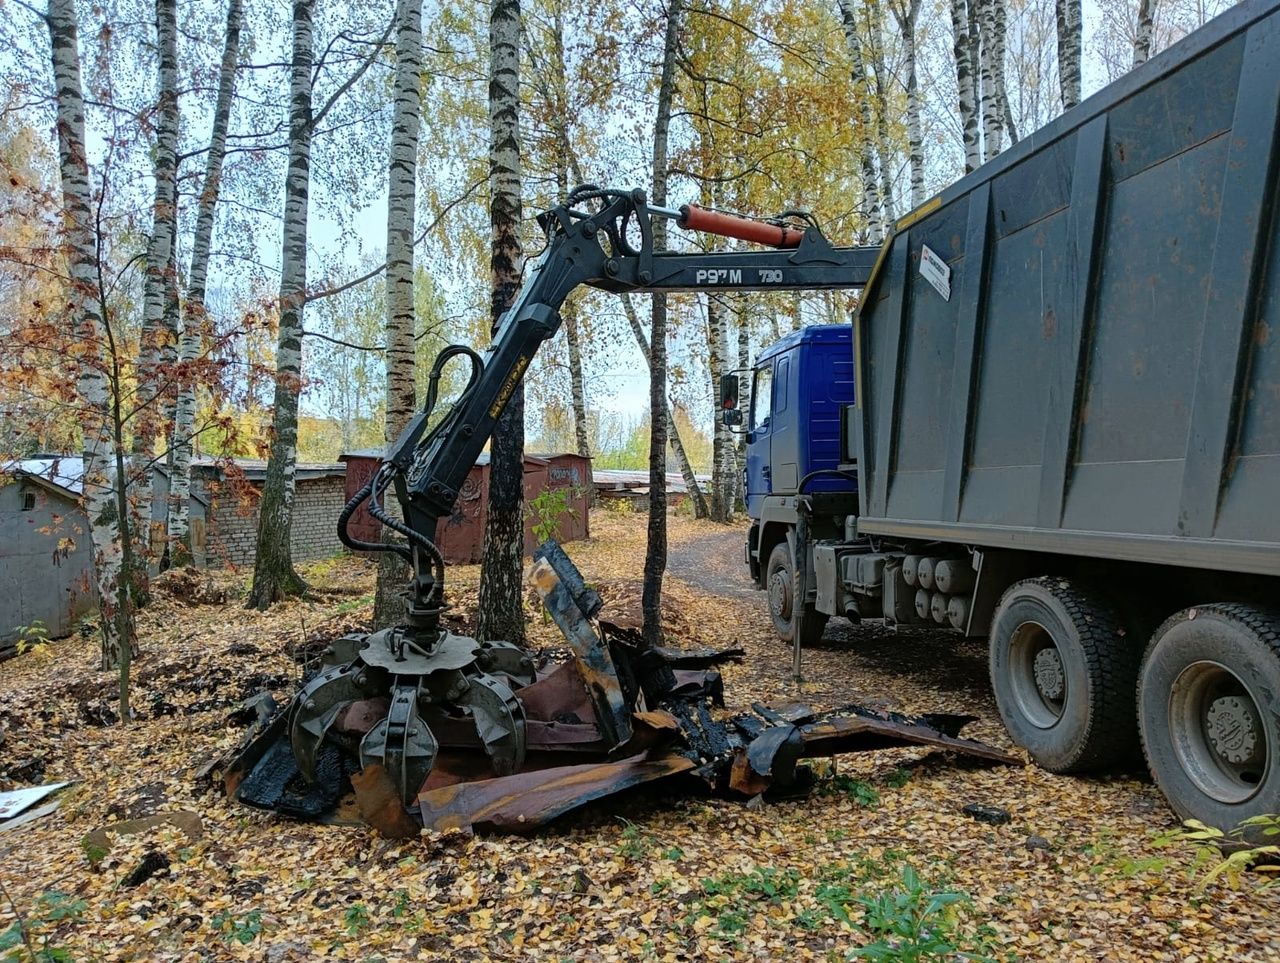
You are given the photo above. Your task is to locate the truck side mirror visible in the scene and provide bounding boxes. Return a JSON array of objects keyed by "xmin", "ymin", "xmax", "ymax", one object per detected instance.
[
  {"xmin": 719, "ymin": 373, "xmax": 740, "ymax": 411},
  {"xmin": 722, "ymin": 408, "xmax": 743, "ymax": 427}
]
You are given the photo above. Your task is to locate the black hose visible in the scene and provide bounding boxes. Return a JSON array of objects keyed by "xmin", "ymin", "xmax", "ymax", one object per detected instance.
[{"xmin": 797, "ymin": 468, "xmax": 859, "ymax": 495}]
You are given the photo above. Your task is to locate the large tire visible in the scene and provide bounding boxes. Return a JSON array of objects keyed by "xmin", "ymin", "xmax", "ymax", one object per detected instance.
[
  {"xmin": 1138, "ymin": 604, "xmax": 1280, "ymax": 833},
  {"xmin": 989, "ymin": 577, "xmax": 1140, "ymax": 772},
  {"xmin": 765, "ymin": 541, "xmax": 828, "ymax": 646}
]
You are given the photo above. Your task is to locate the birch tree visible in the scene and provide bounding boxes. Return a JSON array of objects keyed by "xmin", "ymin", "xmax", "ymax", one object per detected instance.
[
  {"xmin": 864, "ymin": 0, "xmax": 897, "ymax": 224},
  {"xmin": 950, "ymin": 0, "xmax": 982, "ymax": 172},
  {"xmin": 248, "ymin": 0, "xmax": 316, "ymax": 609},
  {"xmin": 45, "ymin": 0, "xmax": 136, "ymax": 685},
  {"xmin": 1134, "ymin": 0, "xmax": 1157, "ymax": 65},
  {"xmin": 167, "ymin": 0, "xmax": 243, "ymax": 567},
  {"xmin": 477, "ymin": 0, "xmax": 526, "ymax": 645},
  {"xmin": 992, "ymin": 0, "xmax": 1018, "ymax": 144},
  {"xmin": 889, "ymin": 0, "xmax": 926, "ymax": 206},
  {"xmin": 1057, "ymin": 0, "xmax": 1083, "ymax": 108},
  {"xmin": 373, "ymin": 0, "xmax": 425, "ymax": 630},
  {"xmin": 132, "ymin": 0, "xmax": 180, "ymax": 571},
  {"xmin": 706, "ymin": 294, "xmax": 732, "ymax": 522},
  {"xmin": 836, "ymin": 0, "xmax": 886, "ymax": 240},
  {"xmin": 248, "ymin": 4, "xmax": 393, "ymax": 609},
  {"xmin": 642, "ymin": 0, "xmax": 683, "ymax": 644}
]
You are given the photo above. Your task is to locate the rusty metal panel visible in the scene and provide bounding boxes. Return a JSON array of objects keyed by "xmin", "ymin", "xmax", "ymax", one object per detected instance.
[
  {"xmin": 419, "ymin": 752, "xmax": 695, "ymax": 834},
  {"xmin": 339, "ymin": 454, "xmax": 381, "ymax": 546},
  {"xmin": 436, "ymin": 463, "xmax": 487, "ymax": 564}
]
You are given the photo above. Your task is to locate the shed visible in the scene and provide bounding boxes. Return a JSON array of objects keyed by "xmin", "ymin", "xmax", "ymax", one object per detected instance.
[
  {"xmin": 339, "ymin": 450, "xmax": 592, "ymax": 564},
  {"xmin": 0, "ymin": 458, "xmax": 98, "ymax": 646},
  {"xmin": 591, "ymin": 468, "xmax": 711, "ymax": 511},
  {"xmin": 154, "ymin": 458, "xmax": 347, "ymax": 569}
]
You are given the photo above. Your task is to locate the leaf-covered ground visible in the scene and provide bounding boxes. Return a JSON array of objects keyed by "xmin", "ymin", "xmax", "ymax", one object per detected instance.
[{"xmin": 1, "ymin": 509, "xmax": 1278, "ymax": 961}]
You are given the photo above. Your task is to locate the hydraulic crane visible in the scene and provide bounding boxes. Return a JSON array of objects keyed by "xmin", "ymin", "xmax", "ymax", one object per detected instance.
[{"xmin": 232, "ymin": 187, "xmax": 882, "ymax": 815}]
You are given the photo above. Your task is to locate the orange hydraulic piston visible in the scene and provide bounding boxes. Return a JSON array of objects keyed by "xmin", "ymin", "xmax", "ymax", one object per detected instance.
[{"xmin": 678, "ymin": 205, "xmax": 804, "ymax": 248}]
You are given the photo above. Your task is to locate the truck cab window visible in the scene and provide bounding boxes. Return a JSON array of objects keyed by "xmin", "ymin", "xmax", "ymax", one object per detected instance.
[{"xmin": 751, "ymin": 363, "xmax": 773, "ymax": 430}]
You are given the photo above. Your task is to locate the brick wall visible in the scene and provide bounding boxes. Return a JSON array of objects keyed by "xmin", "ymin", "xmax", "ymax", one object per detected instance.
[
  {"xmin": 288, "ymin": 475, "xmax": 347, "ymax": 561},
  {"xmin": 200, "ymin": 473, "xmax": 347, "ymax": 570}
]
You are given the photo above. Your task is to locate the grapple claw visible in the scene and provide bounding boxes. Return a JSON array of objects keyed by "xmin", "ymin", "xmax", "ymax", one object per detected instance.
[
  {"xmin": 360, "ymin": 678, "xmax": 437, "ymax": 808},
  {"xmin": 290, "ymin": 662, "xmax": 379, "ymax": 782},
  {"xmin": 460, "ymin": 672, "xmax": 526, "ymax": 776}
]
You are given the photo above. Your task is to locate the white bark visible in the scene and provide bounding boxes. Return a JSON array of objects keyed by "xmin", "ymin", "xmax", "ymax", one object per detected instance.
[
  {"xmin": 249, "ymin": 0, "xmax": 314, "ymax": 607},
  {"xmin": 478, "ymin": 0, "xmax": 526, "ymax": 644},
  {"xmin": 707, "ymin": 294, "xmax": 733, "ymax": 522},
  {"xmin": 47, "ymin": 0, "xmax": 125, "ymax": 666},
  {"xmin": 168, "ymin": 0, "xmax": 242, "ymax": 565},
  {"xmin": 133, "ymin": 0, "xmax": 180, "ymax": 563},
  {"xmin": 978, "ymin": 0, "xmax": 1003, "ymax": 160},
  {"xmin": 950, "ymin": 0, "xmax": 981, "ymax": 173},
  {"xmin": 865, "ymin": 0, "xmax": 897, "ymax": 224},
  {"xmin": 836, "ymin": 0, "xmax": 885, "ymax": 241},
  {"xmin": 374, "ymin": 0, "xmax": 425, "ymax": 630},
  {"xmin": 1133, "ymin": 0, "xmax": 1157, "ymax": 66},
  {"xmin": 1056, "ymin": 0, "xmax": 1083, "ymax": 109},
  {"xmin": 890, "ymin": 0, "xmax": 926, "ymax": 206},
  {"xmin": 992, "ymin": 0, "xmax": 1017, "ymax": 144}
]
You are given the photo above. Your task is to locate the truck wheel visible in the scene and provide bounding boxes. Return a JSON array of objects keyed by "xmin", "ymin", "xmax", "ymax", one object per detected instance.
[
  {"xmin": 989, "ymin": 578, "xmax": 1139, "ymax": 772},
  {"xmin": 1138, "ymin": 604, "xmax": 1280, "ymax": 833},
  {"xmin": 765, "ymin": 542, "xmax": 828, "ymax": 646}
]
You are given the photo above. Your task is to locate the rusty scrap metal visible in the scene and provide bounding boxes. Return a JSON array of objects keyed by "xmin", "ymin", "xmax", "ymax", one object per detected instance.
[{"xmin": 225, "ymin": 540, "xmax": 1019, "ymax": 836}]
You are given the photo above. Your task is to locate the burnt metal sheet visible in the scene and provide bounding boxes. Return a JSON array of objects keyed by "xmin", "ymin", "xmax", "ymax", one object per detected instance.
[
  {"xmin": 418, "ymin": 752, "xmax": 696, "ymax": 834},
  {"xmin": 797, "ymin": 712, "xmax": 1021, "ymax": 765},
  {"xmin": 530, "ymin": 558, "xmax": 632, "ymax": 748}
]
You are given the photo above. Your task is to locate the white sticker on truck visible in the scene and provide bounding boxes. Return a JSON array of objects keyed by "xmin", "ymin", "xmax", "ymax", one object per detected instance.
[{"xmin": 919, "ymin": 244, "xmax": 951, "ymax": 301}]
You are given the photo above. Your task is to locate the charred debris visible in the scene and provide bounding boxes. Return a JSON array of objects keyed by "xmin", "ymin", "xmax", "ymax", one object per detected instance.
[{"xmin": 223, "ymin": 542, "xmax": 1018, "ymax": 838}]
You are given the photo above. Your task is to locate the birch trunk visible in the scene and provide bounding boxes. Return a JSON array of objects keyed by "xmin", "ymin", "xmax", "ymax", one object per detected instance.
[
  {"xmin": 643, "ymin": 0, "xmax": 683, "ymax": 644},
  {"xmin": 621, "ymin": 293, "xmax": 708, "ymax": 518},
  {"xmin": 551, "ymin": 10, "xmax": 590, "ymax": 459},
  {"xmin": 992, "ymin": 0, "xmax": 1017, "ymax": 144},
  {"xmin": 836, "ymin": 0, "xmax": 885, "ymax": 241},
  {"xmin": 978, "ymin": 0, "xmax": 1003, "ymax": 160},
  {"xmin": 1133, "ymin": 0, "xmax": 1157, "ymax": 66},
  {"xmin": 890, "ymin": 0, "xmax": 926, "ymax": 207},
  {"xmin": 248, "ymin": 0, "xmax": 314, "ymax": 609},
  {"xmin": 949, "ymin": 0, "xmax": 981, "ymax": 173},
  {"xmin": 563, "ymin": 302, "xmax": 590, "ymax": 456},
  {"xmin": 706, "ymin": 295, "xmax": 731, "ymax": 522},
  {"xmin": 1056, "ymin": 0, "xmax": 1082, "ymax": 109},
  {"xmin": 865, "ymin": 0, "xmax": 897, "ymax": 224},
  {"xmin": 374, "ymin": 0, "xmax": 425, "ymax": 631},
  {"xmin": 133, "ymin": 0, "xmax": 180, "ymax": 571},
  {"xmin": 734, "ymin": 300, "xmax": 750, "ymax": 511},
  {"xmin": 168, "ymin": 0, "xmax": 242, "ymax": 567},
  {"xmin": 47, "ymin": 0, "xmax": 129, "ymax": 669},
  {"xmin": 478, "ymin": 0, "xmax": 526, "ymax": 645}
]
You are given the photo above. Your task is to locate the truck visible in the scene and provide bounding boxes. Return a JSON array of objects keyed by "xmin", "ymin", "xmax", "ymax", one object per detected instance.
[{"xmin": 729, "ymin": 0, "xmax": 1280, "ymax": 833}]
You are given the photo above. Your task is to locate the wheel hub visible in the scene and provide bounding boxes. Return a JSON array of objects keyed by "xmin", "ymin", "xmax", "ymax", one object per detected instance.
[
  {"xmin": 1205, "ymin": 695, "xmax": 1261, "ymax": 765},
  {"xmin": 769, "ymin": 571, "xmax": 792, "ymax": 621},
  {"xmin": 1033, "ymin": 647, "xmax": 1065, "ymax": 701}
]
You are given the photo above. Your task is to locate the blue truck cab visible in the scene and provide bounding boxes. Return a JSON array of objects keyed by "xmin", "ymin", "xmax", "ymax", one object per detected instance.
[{"xmin": 744, "ymin": 325, "xmax": 859, "ymax": 636}]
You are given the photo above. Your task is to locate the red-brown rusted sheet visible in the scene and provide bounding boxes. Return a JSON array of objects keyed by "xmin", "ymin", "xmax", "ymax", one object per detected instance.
[
  {"xmin": 351, "ymin": 764, "xmax": 420, "ymax": 839},
  {"xmin": 798, "ymin": 714, "xmax": 1021, "ymax": 765},
  {"xmin": 418, "ymin": 752, "xmax": 695, "ymax": 834}
]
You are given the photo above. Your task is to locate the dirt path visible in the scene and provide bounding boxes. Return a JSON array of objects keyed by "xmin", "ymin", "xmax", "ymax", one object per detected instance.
[{"xmin": 666, "ymin": 519, "xmax": 759, "ymax": 600}]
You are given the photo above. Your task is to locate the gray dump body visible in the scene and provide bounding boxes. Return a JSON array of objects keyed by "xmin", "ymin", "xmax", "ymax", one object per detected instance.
[{"xmin": 850, "ymin": 0, "xmax": 1280, "ymax": 578}]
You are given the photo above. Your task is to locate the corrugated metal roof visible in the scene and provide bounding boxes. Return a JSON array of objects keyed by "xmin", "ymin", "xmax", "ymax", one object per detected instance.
[
  {"xmin": 591, "ymin": 469, "xmax": 710, "ymax": 494},
  {"xmin": 4, "ymin": 456, "xmax": 85, "ymax": 497}
]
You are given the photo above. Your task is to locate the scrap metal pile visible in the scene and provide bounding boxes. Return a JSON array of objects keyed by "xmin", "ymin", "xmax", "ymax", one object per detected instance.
[{"xmin": 225, "ymin": 543, "xmax": 1018, "ymax": 838}]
